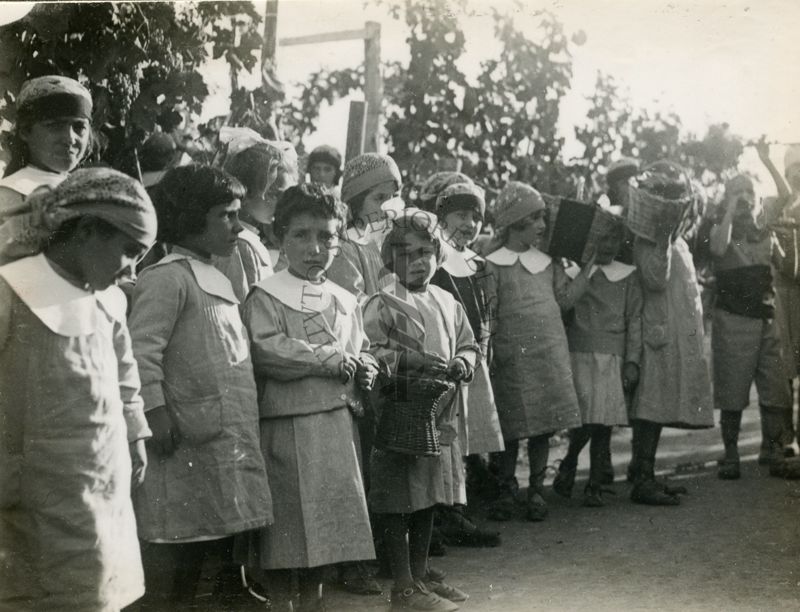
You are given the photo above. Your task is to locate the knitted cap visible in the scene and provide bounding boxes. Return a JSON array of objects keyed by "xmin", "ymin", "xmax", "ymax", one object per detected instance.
[
  {"xmin": 17, "ymin": 75, "xmax": 92, "ymax": 121},
  {"xmin": 308, "ymin": 145, "xmax": 342, "ymax": 170},
  {"xmin": 493, "ymin": 182, "xmax": 545, "ymax": 229},
  {"xmin": 341, "ymin": 153, "xmax": 401, "ymax": 203},
  {"xmin": 435, "ymin": 182, "xmax": 486, "ymax": 220},
  {"xmin": 418, "ymin": 171, "xmax": 472, "ymax": 210}
]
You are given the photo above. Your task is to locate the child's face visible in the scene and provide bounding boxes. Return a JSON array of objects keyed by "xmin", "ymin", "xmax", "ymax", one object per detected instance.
[
  {"xmin": 511, "ymin": 210, "xmax": 547, "ymax": 248},
  {"xmin": 80, "ymin": 227, "xmax": 147, "ymax": 290},
  {"xmin": 22, "ymin": 115, "xmax": 91, "ymax": 173},
  {"xmin": 357, "ymin": 180, "xmax": 399, "ymax": 227},
  {"xmin": 309, "ymin": 161, "xmax": 337, "ymax": 187},
  {"xmin": 595, "ymin": 229, "xmax": 624, "ymax": 265},
  {"xmin": 442, "ymin": 208, "xmax": 482, "ymax": 249},
  {"xmin": 393, "ymin": 231, "xmax": 438, "ymax": 290},
  {"xmin": 281, "ymin": 212, "xmax": 340, "ymax": 282},
  {"xmin": 727, "ymin": 180, "xmax": 756, "ymax": 223},
  {"xmin": 191, "ymin": 199, "xmax": 244, "ymax": 258}
]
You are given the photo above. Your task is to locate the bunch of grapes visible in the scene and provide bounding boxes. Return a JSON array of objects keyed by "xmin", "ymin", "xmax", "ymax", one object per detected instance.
[{"xmin": 637, "ymin": 160, "xmax": 692, "ymax": 202}]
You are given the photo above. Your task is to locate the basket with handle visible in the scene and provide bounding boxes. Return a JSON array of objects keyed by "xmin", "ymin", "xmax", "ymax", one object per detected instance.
[{"xmin": 374, "ymin": 374, "xmax": 457, "ymax": 457}]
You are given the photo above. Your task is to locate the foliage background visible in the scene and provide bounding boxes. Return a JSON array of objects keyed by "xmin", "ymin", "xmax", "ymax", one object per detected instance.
[{"xmin": 0, "ymin": 0, "xmax": 747, "ymax": 208}]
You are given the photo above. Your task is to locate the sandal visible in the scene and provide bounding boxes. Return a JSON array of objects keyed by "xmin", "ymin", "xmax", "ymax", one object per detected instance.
[
  {"xmin": 425, "ymin": 580, "xmax": 468, "ymax": 602},
  {"xmin": 717, "ymin": 459, "xmax": 741, "ymax": 480},
  {"xmin": 391, "ymin": 581, "xmax": 459, "ymax": 612}
]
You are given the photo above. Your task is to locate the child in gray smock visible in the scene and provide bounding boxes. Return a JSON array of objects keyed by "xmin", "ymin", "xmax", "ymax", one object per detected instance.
[
  {"xmin": 364, "ymin": 209, "xmax": 480, "ymax": 612},
  {"xmin": 485, "ymin": 182, "xmax": 591, "ymax": 522}
]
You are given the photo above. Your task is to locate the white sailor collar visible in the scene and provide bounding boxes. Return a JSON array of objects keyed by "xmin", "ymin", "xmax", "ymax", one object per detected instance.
[
  {"xmin": 0, "ymin": 165, "xmax": 68, "ymax": 196},
  {"xmin": 237, "ymin": 225, "xmax": 272, "ymax": 268},
  {"xmin": 564, "ymin": 260, "xmax": 636, "ymax": 282},
  {"xmin": 0, "ymin": 253, "xmax": 126, "ymax": 336},
  {"xmin": 441, "ymin": 240, "xmax": 483, "ymax": 278},
  {"xmin": 255, "ymin": 269, "xmax": 357, "ymax": 314},
  {"xmin": 151, "ymin": 248, "xmax": 239, "ymax": 304},
  {"xmin": 485, "ymin": 246, "xmax": 551, "ymax": 274}
]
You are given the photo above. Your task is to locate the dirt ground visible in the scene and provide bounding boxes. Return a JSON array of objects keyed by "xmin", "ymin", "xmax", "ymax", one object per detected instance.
[{"xmin": 324, "ymin": 407, "xmax": 800, "ymax": 612}]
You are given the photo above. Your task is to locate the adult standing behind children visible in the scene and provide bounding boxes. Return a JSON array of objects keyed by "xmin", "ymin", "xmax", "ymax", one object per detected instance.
[
  {"xmin": 0, "ymin": 75, "xmax": 93, "ymax": 215},
  {"xmin": 129, "ymin": 164, "xmax": 272, "ymax": 608},
  {"xmin": 0, "ymin": 168, "xmax": 157, "ymax": 612}
]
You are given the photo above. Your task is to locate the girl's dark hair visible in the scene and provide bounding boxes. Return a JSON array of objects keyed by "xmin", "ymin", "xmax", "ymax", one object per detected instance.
[
  {"xmin": 272, "ymin": 183, "xmax": 347, "ymax": 242},
  {"xmin": 224, "ymin": 144, "xmax": 282, "ymax": 198},
  {"xmin": 380, "ymin": 213, "xmax": 445, "ymax": 272},
  {"xmin": 151, "ymin": 164, "xmax": 246, "ymax": 244},
  {"xmin": 46, "ymin": 216, "xmax": 118, "ymax": 247}
]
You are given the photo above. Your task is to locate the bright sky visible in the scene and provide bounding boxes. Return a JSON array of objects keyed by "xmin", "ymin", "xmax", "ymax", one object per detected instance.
[
  {"xmin": 203, "ymin": 0, "xmax": 800, "ymax": 193},
  {"xmin": 6, "ymin": 1, "xmax": 797, "ymax": 193}
]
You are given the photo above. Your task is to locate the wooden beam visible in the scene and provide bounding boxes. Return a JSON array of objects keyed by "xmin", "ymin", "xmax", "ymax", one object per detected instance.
[
  {"xmin": 345, "ymin": 101, "xmax": 367, "ymax": 162},
  {"xmin": 261, "ymin": 0, "xmax": 279, "ymax": 67},
  {"xmin": 363, "ymin": 21, "xmax": 382, "ymax": 153},
  {"xmin": 278, "ymin": 28, "xmax": 367, "ymax": 47}
]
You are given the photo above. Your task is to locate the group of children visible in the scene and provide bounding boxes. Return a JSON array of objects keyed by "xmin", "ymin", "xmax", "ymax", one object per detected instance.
[{"xmin": 1, "ymin": 75, "xmax": 799, "ymax": 612}]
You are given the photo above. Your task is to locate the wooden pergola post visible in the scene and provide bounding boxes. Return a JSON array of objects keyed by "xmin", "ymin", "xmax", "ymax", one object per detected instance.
[
  {"xmin": 363, "ymin": 21, "xmax": 381, "ymax": 154},
  {"xmin": 278, "ymin": 22, "xmax": 383, "ymax": 160}
]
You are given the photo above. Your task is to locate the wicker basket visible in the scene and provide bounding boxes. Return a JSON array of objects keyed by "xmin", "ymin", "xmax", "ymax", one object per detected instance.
[
  {"xmin": 375, "ymin": 376, "xmax": 457, "ymax": 457},
  {"xmin": 627, "ymin": 188, "xmax": 690, "ymax": 242}
]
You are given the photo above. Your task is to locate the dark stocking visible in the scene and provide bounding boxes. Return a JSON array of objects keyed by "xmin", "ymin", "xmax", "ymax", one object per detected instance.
[
  {"xmin": 408, "ymin": 507, "xmax": 435, "ymax": 582},
  {"xmin": 527, "ymin": 435, "xmax": 550, "ymax": 491},
  {"xmin": 720, "ymin": 411, "xmax": 743, "ymax": 462},
  {"xmin": 561, "ymin": 427, "xmax": 591, "ymax": 471},
  {"xmin": 588, "ymin": 425, "xmax": 612, "ymax": 485},
  {"xmin": 379, "ymin": 513, "xmax": 413, "ymax": 590}
]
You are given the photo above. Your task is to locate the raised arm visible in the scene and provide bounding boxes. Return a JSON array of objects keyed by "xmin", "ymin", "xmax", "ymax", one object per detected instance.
[{"xmin": 756, "ymin": 138, "xmax": 791, "ymax": 202}]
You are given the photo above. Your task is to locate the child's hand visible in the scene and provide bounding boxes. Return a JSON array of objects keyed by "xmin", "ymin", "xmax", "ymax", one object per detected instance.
[
  {"xmin": 339, "ymin": 354, "xmax": 360, "ymax": 383},
  {"xmin": 146, "ymin": 405, "xmax": 181, "ymax": 457},
  {"xmin": 403, "ymin": 351, "xmax": 448, "ymax": 376},
  {"xmin": 130, "ymin": 439, "xmax": 148, "ymax": 488},
  {"xmin": 446, "ymin": 358, "xmax": 469, "ymax": 381},
  {"xmin": 622, "ymin": 362, "xmax": 640, "ymax": 391},
  {"xmin": 355, "ymin": 361, "xmax": 378, "ymax": 391}
]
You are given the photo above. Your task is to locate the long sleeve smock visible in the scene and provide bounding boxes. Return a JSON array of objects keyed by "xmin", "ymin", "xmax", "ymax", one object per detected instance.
[
  {"xmin": 128, "ymin": 250, "xmax": 271, "ymax": 542},
  {"xmin": 363, "ymin": 282, "xmax": 479, "ymax": 513},
  {"xmin": 0, "ymin": 254, "xmax": 148, "ymax": 611},
  {"xmin": 632, "ymin": 236, "xmax": 713, "ymax": 427},
  {"xmin": 239, "ymin": 270, "xmax": 375, "ymax": 569}
]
